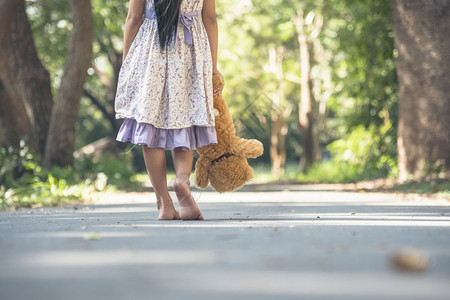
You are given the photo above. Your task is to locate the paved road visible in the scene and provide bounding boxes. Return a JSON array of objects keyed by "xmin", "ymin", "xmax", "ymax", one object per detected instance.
[{"xmin": 1, "ymin": 189, "xmax": 449, "ymax": 300}]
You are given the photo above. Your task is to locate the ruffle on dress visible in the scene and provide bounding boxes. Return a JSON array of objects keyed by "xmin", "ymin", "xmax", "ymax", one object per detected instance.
[{"xmin": 116, "ymin": 118, "xmax": 217, "ymax": 151}]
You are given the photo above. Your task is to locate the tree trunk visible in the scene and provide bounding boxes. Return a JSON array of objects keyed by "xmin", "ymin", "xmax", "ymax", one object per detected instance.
[
  {"xmin": 0, "ymin": 0, "xmax": 35, "ymax": 151},
  {"xmin": 43, "ymin": 0, "xmax": 93, "ymax": 168},
  {"xmin": 270, "ymin": 114, "xmax": 287, "ymax": 179},
  {"xmin": 9, "ymin": 2, "xmax": 53, "ymax": 156},
  {"xmin": 294, "ymin": 9, "xmax": 316, "ymax": 172},
  {"xmin": 269, "ymin": 47, "xmax": 288, "ymax": 180},
  {"xmin": 0, "ymin": 79, "xmax": 34, "ymax": 150},
  {"xmin": 0, "ymin": 114, "xmax": 4, "ymax": 148},
  {"xmin": 391, "ymin": 0, "xmax": 450, "ymax": 181}
]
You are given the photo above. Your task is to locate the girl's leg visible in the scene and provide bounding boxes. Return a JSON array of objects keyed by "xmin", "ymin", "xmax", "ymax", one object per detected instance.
[
  {"xmin": 142, "ymin": 146, "xmax": 179, "ymax": 220},
  {"xmin": 171, "ymin": 147, "xmax": 203, "ymax": 220}
]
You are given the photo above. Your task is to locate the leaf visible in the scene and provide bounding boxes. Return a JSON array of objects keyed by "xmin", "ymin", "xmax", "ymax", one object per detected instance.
[
  {"xmin": 390, "ymin": 248, "xmax": 429, "ymax": 272},
  {"xmin": 84, "ymin": 231, "xmax": 101, "ymax": 240}
]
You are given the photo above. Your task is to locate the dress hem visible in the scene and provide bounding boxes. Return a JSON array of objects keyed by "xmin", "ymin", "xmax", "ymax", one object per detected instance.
[{"xmin": 116, "ymin": 118, "xmax": 217, "ymax": 151}]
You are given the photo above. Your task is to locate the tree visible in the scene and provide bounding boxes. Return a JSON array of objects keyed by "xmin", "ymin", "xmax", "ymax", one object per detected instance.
[
  {"xmin": 43, "ymin": 0, "xmax": 93, "ymax": 167},
  {"xmin": 27, "ymin": 0, "xmax": 128, "ymax": 148},
  {"xmin": 293, "ymin": 7, "xmax": 328, "ymax": 171},
  {"xmin": 0, "ymin": 0, "xmax": 35, "ymax": 152},
  {"xmin": 0, "ymin": 0, "xmax": 93, "ymax": 168},
  {"xmin": 268, "ymin": 46, "xmax": 291, "ymax": 179},
  {"xmin": 391, "ymin": 0, "xmax": 450, "ymax": 181},
  {"xmin": 9, "ymin": 1, "xmax": 53, "ymax": 155}
]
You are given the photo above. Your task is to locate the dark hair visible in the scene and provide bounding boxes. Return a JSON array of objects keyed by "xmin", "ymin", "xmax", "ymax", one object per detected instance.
[{"xmin": 154, "ymin": 0, "xmax": 182, "ymax": 49}]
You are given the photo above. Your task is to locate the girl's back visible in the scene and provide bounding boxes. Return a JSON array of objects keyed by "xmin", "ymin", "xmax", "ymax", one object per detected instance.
[{"xmin": 115, "ymin": 0, "xmax": 215, "ymax": 133}]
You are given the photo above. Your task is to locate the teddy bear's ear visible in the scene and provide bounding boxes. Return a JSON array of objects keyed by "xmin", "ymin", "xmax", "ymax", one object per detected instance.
[
  {"xmin": 213, "ymin": 74, "xmax": 225, "ymax": 92},
  {"xmin": 194, "ymin": 157, "xmax": 210, "ymax": 189}
]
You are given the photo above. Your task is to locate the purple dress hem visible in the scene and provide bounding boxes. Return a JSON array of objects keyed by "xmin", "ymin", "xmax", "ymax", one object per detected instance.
[{"xmin": 116, "ymin": 118, "xmax": 217, "ymax": 151}]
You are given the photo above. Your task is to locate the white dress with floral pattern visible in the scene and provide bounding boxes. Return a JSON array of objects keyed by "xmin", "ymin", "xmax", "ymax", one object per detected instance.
[{"xmin": 114, "ymin": 0, "xmax": 217, "ymax": 150}]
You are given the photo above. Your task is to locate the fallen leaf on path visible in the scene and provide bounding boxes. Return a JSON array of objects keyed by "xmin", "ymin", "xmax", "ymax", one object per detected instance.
[
  {"xmin": 390, "ymin": 248, "xmax": 429, "ymax": 272},
  {"xmin": 84, "ymin": 231, "xmax": 101, "ymax": 240}
]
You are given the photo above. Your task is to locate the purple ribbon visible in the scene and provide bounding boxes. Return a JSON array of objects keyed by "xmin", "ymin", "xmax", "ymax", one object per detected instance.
[{"xmin": 145, "ymin": 8, "xmax": 201, "ymax": 45}]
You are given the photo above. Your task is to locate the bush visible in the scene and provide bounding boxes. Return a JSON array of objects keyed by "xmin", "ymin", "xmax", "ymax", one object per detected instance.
[
  {"xmin": 74, "ymin": 150, "xmax": 143, "ymax": 191},
  {"xmin": 325, "ymin": 124, "xmax": 398, "ymax": 181},
  {"xmin": 0, "ymin": 141, "xmax": 84, "ymax": 209},
  {"xmin": 0, "ymin": 140, "xmax": 141, "ymax": 210},
  {"xmin": 295, "ymin": 160, "xmax": 359, "ymax": 183}
]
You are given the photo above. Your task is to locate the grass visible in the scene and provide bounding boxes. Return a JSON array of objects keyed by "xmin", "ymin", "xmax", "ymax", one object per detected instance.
[
  {"xmin": 250, "ymin": 162, "xmax": 449, "ymax": 199},
  {"xmin": 390, "ymin": 181, "xmax": 450, "ymax": 197},
  {"xmin": 251, "ymin": 161, "xmax": 365, "ymax": 184}
]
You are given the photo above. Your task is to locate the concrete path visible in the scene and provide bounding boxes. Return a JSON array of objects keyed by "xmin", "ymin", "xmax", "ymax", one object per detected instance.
[{"xmin": 1, "ymin": 188, "xmax": 449, "ymax": 300}]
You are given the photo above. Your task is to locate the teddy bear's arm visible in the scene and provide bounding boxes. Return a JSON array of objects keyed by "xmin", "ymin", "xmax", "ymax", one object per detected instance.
[
  {"xmin": 232, "ymin": 138, "xmax": 264, "ymax": 159},
  {"xmin": 194, "ymin": 157, "xmax": 210, "ymax": 189}
]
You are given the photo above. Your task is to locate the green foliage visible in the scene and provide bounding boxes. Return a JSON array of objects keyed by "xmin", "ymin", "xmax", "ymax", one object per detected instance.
[
  {"xmin": 327, "ymin": 123, "xmax": 398, "ymax": 180},
  {"xmin": 327, "ymin": 0, "xmax": 398, "ymax": 128},
  {"xmin": 23, "ymin": 0, "xmax": 401, "ymax": 188},
  {"xmin": 0, "ymin": 140, "xmax": 83, "ymax": 209},
  {"xmin": 251, "ymin": 161, "xmax": 359, "ymax": 183},
  {"xmin": 216, "ymin": 0, "xmax": 398, "ymax": 180},
  {"xmin": 26, "ymin": 0, "xmax": 71, "ymax": 93},
  {"xmin": 295, "ymin": 161, "xmax": 359, "ymax": 183},
  {"xmin": 74, "ymin": 151, "xmax": 142, "ymax": 191},
  {"xmin": 289, "ymin": 123, "xmax": 398, "ymax": 183},
  {"xmin": 0, "ymin": 141, "xmax": 141, "ymax": 210},
  {"xmin": 319, "ymin": 0, "xmax": 398, "ymax": 181}
]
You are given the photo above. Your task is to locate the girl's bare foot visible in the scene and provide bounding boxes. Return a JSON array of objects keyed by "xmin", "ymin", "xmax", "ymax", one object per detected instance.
[
  {"xmin": 174, "ymin": 179, "xmax": 203, "ymax": 220},
  {"xmin": 158, "ymin": 207, "xmax": 180, "ymax": 220},
  {"xmin": 154, "ymin": 195, "xmax": 179, "ymax": 220}
]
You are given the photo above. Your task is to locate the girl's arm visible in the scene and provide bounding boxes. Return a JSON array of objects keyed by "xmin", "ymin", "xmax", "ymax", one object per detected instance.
[
  {"xmin": 123, "ymin": 0, "xmax": 145, "ymax": 61},
  {"xmin": 202, "ymin": 0, "xmax": 220, "ymax": 75}
]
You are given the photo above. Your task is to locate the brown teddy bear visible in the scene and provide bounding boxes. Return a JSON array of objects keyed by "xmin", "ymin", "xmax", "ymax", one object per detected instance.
[{"xmin": 194, "ymin": 74, "xmax": 264, "ymax": 193}]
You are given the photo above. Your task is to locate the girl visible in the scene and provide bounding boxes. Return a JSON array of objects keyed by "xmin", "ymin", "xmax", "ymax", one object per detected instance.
[{"xmin": 115, "ymin": 0, "xmax": 222, "ymax": 220}]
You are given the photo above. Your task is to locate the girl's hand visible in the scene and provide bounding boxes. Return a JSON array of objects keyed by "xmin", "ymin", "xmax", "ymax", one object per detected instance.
[{"xmin": 213, "ymin": 70, "xmax": 224, "ymax": 96}]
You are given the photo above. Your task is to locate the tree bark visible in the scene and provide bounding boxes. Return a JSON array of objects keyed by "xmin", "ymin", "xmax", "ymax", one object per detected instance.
[
  {"xmin": 0, "ymin": 0, "xmax": 35, "ymax": 151},
  {"xmin": 9, "ymin": 2, "xmax": 53, "ymax": 155},
  {"xmin": 269, "ymin": 47, "xmax": 288, "ymax": 179},
  {"xmin": 43, "ymin": 0, "xmax": 93, "ymax": 168},
  {"xmin": 391, "ymin": 0, "xmax": 450, "ymax": 181}
]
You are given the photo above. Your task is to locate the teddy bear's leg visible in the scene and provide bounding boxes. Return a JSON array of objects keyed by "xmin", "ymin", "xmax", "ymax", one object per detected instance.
[
  {"xmin": 232, "ymin": 138, "xmax": 264, "ymax": 158},
  {"xmin": 172, "ymin": 148, "xmax": 204, "ymax": 220},
  {"xmin": 194, "ymin": 157, "xmax": 210, "ymax": 189}
]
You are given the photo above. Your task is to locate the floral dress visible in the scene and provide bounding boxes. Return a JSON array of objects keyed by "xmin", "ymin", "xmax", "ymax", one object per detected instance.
[{"xmin": 115, "ymin": 0, "xmax": 217, "ymax": 150}]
